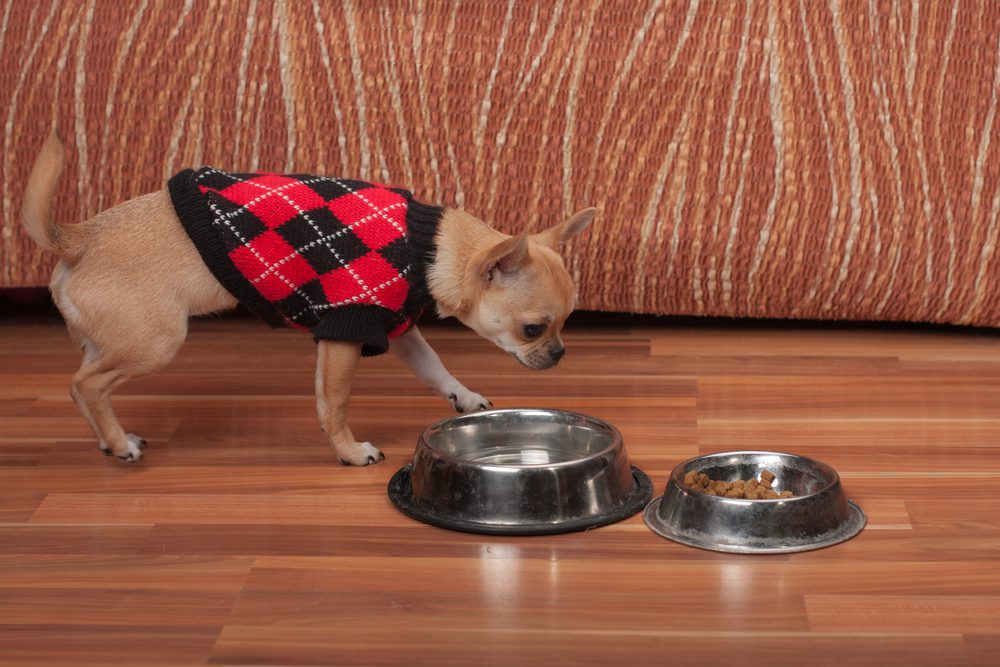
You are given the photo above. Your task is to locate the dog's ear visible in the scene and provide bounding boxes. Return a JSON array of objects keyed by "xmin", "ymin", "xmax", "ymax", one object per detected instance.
[
  {"xmin": 480, "ymin": 233, "xmax": 530, "ymax": 282},
  {"xmin": 532, "ymin": 207, "xmax": 596, "ymax": 250}
]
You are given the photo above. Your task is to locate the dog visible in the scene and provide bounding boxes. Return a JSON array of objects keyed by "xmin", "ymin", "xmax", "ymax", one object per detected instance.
[{"xmin": 21, "ymin": 132, "xmax": 594, "ymax": 466}]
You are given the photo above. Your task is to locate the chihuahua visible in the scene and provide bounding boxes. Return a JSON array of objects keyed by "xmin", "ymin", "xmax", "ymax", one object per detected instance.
[{"xmin": 21, "ymin": 132, "xmax": 594, "ymax": 465}]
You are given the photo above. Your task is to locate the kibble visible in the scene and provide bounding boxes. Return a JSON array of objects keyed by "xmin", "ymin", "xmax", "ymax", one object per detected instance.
[{"xmin": 684, "ymin": 469, "xmax": 795, "ymax": 499}]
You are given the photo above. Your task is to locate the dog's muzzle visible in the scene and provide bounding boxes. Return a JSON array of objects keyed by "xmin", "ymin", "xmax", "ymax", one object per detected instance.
[{"xmin": 514, "ymin": 345, "xmax": 565, "ymax": 370}]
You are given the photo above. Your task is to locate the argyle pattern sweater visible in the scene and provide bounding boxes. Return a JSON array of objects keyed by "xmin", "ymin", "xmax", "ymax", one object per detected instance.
[{"xmin": 168, "ymin": 168, "xmax": 442, "ymax": 356}]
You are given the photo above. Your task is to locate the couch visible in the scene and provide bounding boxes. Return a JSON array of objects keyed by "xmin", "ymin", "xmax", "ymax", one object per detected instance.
[{"xmin": 2, "ymin": 0, "xmax": 997, "ymax": 326}]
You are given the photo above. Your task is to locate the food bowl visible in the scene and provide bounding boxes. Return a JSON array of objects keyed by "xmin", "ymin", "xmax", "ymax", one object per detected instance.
[
  {"xmin": 643, "ymin": 451, "xmax": 865, "ymax": 553},
  {"xmin": 387, "ymin": 408, "xmax": 652, "ymax": 535}
]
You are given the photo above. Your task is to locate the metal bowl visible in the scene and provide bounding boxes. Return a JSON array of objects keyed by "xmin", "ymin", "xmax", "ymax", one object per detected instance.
[
  {"xmin": 643, "ymin": 451, "xmax": 865, "ymax": 554},
  {"xmin": 387, "ymin": 408, "xmax": 652, "ymax": 535}
]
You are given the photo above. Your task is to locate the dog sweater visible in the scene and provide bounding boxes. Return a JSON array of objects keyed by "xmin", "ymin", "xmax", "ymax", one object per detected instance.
[{"xmin": 168, "ymin": 168, "xmax": 442, "ymax": 356}]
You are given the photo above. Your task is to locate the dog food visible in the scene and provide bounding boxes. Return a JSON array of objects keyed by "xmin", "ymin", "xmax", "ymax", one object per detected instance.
[{"xmin": 683, "ymin": 469, "xmax": 794, "ymax": 499}]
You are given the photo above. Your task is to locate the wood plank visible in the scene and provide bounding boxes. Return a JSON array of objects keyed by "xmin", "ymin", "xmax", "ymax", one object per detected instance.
[
  {"xmin": 0, "ymin": 625, "xmax": 219, "ymax": 667},
  {"xmin": 806, "ymin": 595, "xmax": 1000, "ymax": 633},
  {"xmin": 697, "ymin": 376, "xmax": 1000, "ymax": 419},
  {"xmin": 0, "ymin": 588, "xmax": 237, "ymax": 626},
  {"xmin": 0, "ymin": 494, "xmax": 45, "ymax": 521},
  {"xmin": 209, "ymin": 626, "xmax": 969, "ymax": 667},
  {"xmin": 30, "ymin": 493, "xmax": 397, "ymax": 526},
  {"xmin": 247, "ymin": 556, "xmax": 1000, "ymax": 596},
  {"xmin": 0, "ymin": 399, "xmax": 36, "ymax": 416},
  {"xmin": 0, "ymin": 525, "xmax": 152, "ymax": 554},
  {"xmin": 0, "ymin": 554, "xmax": 254, "ymax": 589},
  {"xmin": 0, "ymin": 444, "xmax": 50, "ymax": 467}
]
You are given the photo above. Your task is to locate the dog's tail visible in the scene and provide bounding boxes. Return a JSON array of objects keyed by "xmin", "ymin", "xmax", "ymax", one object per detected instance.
[{"xmin": 21, "ymin": 130, "xmax": 81, "ymax": 259}]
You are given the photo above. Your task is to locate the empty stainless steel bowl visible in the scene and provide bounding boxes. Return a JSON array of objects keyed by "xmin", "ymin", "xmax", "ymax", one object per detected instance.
[
  {"xmin": 387, "ymin": 408, "xmax": 652, "ymax": 535},
  {"xmin": 643, "ymin": 451, "xmax": 865, "ymax": 553}
]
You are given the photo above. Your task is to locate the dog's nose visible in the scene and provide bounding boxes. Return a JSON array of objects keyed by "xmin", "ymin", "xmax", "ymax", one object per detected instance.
[{"xmin": 550, "ymin": 346, "xmax": 565, "ymax": 362}]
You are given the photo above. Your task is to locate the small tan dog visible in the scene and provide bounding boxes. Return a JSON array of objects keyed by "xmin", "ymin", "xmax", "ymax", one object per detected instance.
[{"xmin": 21, "ymin": 133, "xmax": 594, "ymax": 465}]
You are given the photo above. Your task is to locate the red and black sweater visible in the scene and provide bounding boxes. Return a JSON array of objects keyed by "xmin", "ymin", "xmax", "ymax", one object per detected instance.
[{"xmin": 168, "ymin": 168, "xmax": 442, "ymax": 356}]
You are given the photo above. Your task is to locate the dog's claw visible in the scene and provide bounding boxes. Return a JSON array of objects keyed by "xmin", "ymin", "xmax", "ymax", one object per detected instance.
[{"xmin": 129, "ymin": 435, "xmax": 148, "ymax": 450}]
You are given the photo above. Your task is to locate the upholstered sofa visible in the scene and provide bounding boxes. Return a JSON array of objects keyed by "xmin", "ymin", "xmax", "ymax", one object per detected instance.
[{"xmin": 2, "ymin": 1, "xmax": 998, "ymax": 326}]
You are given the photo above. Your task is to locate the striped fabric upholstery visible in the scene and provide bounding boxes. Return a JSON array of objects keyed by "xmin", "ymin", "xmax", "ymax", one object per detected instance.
[{"xmin": 1, "ymin": 1, "xmax": 998, "ymax": 326}]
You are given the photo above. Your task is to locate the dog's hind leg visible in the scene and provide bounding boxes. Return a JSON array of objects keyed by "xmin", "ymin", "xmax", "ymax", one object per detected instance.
[
  {"xmin": 54, "ymin": 262, "xmax": 188, "ymax": 462},
  {"xmin": 68, "ymin": 316, "xmax": 186, "ymax": 462},
  {"xmin": 72, "ymin": 355, "xmax": 145, "ymax": 461}
]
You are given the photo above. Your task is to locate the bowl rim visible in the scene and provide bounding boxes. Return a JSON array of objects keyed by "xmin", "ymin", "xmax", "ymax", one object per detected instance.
[
  {"xmin": 669, "ymin": 450, "xmax": 840, "ymax": 502},
  {"xmin": 416, "ymin": 407, "xmax": 624, "ymax": 471}
]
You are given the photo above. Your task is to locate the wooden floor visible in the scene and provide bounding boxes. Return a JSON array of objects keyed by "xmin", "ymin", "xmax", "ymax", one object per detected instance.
[{"xmin": 1, "ymin": 313, "xmax": 999, "ymax": 666}]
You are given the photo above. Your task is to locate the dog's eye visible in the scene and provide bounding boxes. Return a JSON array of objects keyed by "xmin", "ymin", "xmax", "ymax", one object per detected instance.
[{"xmin": 523, "ymin": 323, "xmax": 546, "ymax": 340}]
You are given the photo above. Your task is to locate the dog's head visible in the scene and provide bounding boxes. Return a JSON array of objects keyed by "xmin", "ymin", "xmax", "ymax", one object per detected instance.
[{"xmin": 437, "ymin": 208, "xmax": 595, "ymax": 370}]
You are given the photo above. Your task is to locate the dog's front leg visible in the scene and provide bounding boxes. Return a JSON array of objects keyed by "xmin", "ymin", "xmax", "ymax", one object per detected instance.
[
  {"xmin": 390, "ymin": 325, "xmax": 491, "ymax": 413},
  {"xmin": 316, "ymin": 339, "xmax": 384, "ymax": 466}
]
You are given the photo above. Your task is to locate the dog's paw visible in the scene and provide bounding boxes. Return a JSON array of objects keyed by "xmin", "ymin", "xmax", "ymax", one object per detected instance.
[
  {"xmin": 336, "ymin": 441, "xmax": 385, "ymax": 466},
  {"xmin": 448, "ymin": 388, "xmax": 492, "ymax": 414},
  {"xmin": 102, "ymin": 434, "xmax": 145, "ymax": 463}
]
